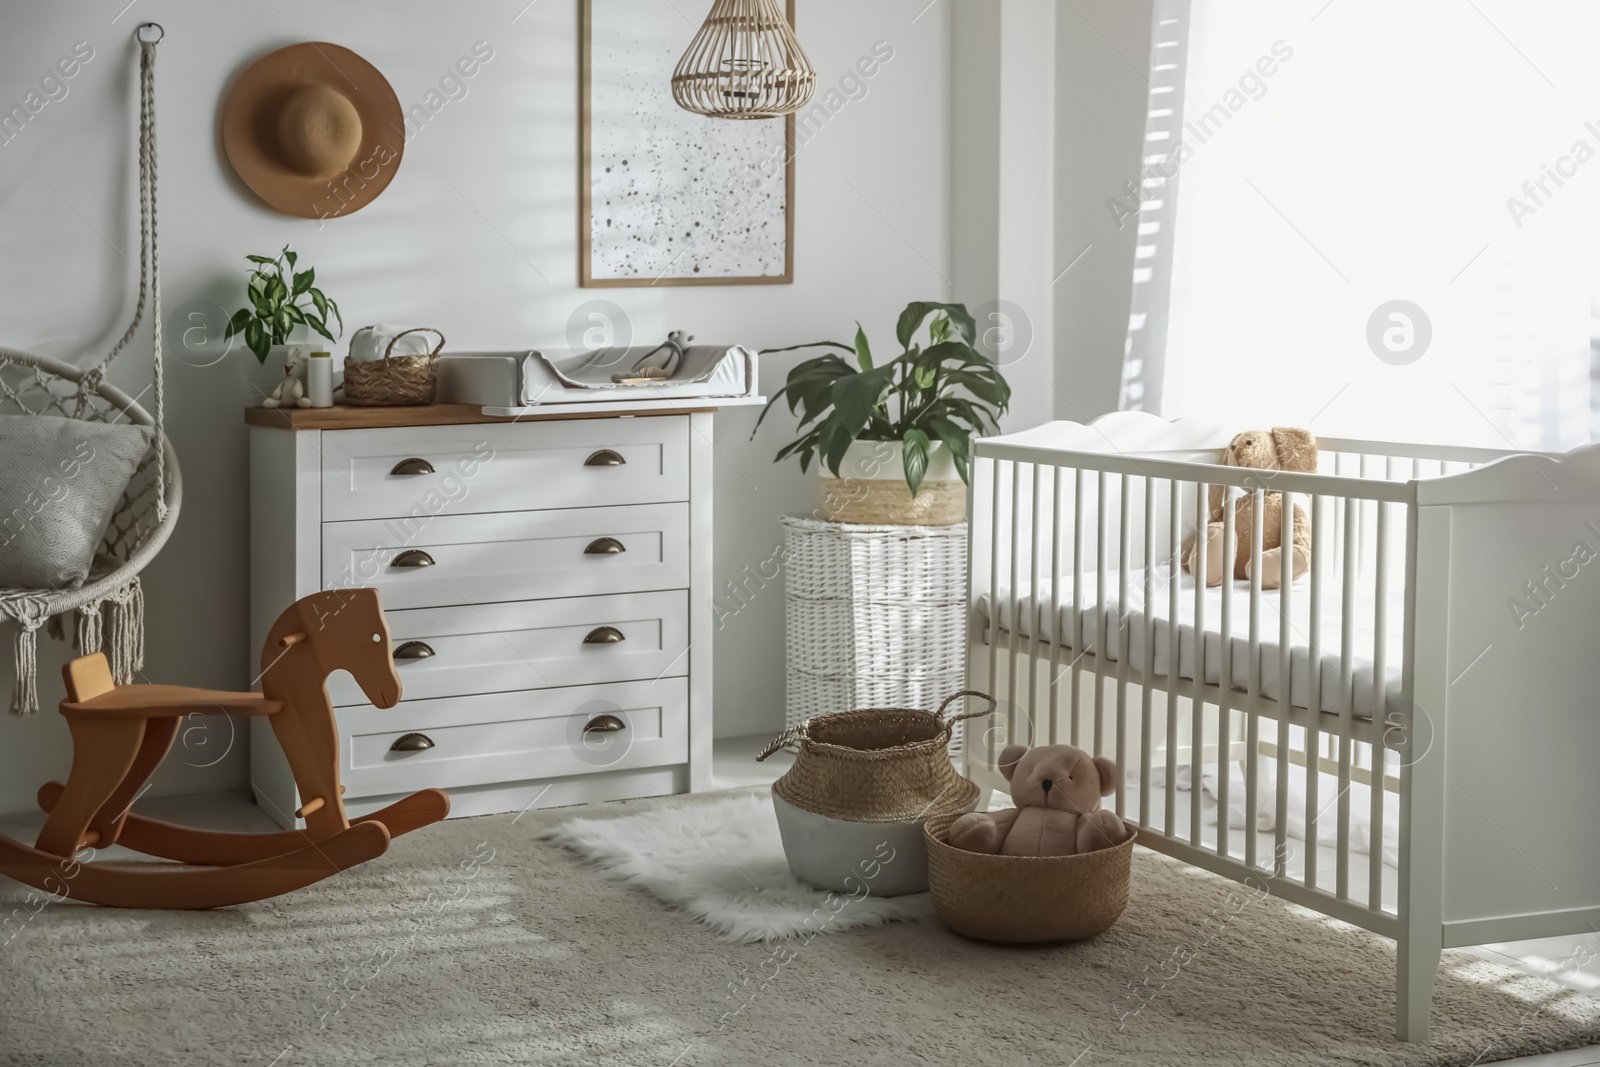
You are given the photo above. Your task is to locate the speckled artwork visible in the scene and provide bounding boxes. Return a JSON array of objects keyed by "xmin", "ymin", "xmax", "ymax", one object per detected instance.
[{"xmin": 583, "ymin": 0, "xmax": 792, "ymax": 284}]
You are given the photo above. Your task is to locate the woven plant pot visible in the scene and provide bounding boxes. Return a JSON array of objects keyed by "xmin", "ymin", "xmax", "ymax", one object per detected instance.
[
  {"xmin": 924, "ymin": 811, "xmax": 1137, "ymax": 943},
  {"xmin": 342, "ymin": 327, "xmax": 444, "ymax": 406},
  {"xmin": 757, "ymin": 691, "xmax": 992, "ymax": 895},
  {"xmin": 820, "ymin": 439, "xmax": 966, "ymax": 526}
]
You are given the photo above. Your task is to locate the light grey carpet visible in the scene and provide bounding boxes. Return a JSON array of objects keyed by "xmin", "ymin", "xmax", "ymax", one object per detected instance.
[{"xmin": 1, "ymin": 788, "xmax": 1597, "ymax": 1067}]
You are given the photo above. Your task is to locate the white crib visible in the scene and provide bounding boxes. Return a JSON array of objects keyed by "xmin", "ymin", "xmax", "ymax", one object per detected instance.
[{"xmin": 965, "ymin": 412, "xmax": 1600, "ymax": 1042}]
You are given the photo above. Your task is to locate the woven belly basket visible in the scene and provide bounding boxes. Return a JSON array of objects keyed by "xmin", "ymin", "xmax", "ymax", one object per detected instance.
[{"xmin": 757, "ymin": 691, "xmax": 992, "ymax": 896}]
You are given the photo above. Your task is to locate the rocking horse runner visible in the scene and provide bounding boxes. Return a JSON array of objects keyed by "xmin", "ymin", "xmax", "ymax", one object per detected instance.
[{"xmin": 0, "ymin": 589, "xmax": 449, "ymax": 910}]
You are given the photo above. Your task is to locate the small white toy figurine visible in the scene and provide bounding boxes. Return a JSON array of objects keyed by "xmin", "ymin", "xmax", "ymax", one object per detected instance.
[
  {"xmin": 613, "ymin": 330, "xmax": 693, "ymax": 383},
  {"xmin": 263, "ymin": 348, "xmax": 313, "ymax": 408}
]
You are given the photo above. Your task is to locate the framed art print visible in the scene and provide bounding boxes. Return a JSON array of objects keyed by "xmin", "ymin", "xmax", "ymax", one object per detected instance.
[{"xmin": 580, "ymin": 0, "xmax": 796, "ymax": 287}]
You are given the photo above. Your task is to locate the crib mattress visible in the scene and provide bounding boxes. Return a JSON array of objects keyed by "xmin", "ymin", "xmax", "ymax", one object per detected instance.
[{"xmin": 975, "ymin": 569, "xmax": 1406, "ymax": 720}]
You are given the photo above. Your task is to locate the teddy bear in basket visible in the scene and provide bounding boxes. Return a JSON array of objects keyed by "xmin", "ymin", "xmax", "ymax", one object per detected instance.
[
  {"xmin": 1181, "ymin": 427, "xmax": 1317, "ymax": 589},
  {"xmin": 948, "ymin": 744, "xmax": 1131, "ymax": 857}
]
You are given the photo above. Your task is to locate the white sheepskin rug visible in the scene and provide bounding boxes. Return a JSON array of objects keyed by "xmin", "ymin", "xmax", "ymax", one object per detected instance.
[{"xmin": 536, "ymin": 792, "xmax": 931, "ymax": 942}]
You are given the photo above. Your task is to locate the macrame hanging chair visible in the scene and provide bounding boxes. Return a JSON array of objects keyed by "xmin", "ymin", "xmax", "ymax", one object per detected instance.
[{"xmin": 0, "ymin": 25, "xmax": 180, "ymax": 715}]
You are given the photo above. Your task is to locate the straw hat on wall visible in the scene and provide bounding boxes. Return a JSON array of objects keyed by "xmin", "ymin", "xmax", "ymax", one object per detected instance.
[{"xmin": 221, "ymin": 42, "xmax": 403, "ymax": 220}]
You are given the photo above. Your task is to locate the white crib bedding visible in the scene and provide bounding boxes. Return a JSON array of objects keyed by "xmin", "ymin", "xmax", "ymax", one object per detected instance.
[{"xmin": 975, "ymin": 569, "xmax": 1406, "ymax": 720}]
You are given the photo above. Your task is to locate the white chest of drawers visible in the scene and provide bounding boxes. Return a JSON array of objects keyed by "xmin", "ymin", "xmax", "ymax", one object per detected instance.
[{"xmin": 247, "ymin": 404, "xmax": 726, "ymax": 826}]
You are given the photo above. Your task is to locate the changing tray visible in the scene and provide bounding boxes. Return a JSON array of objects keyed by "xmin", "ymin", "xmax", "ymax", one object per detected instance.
[{"xmin": 438, "ymin": 346, "xmax": 762, "ymax": 415}]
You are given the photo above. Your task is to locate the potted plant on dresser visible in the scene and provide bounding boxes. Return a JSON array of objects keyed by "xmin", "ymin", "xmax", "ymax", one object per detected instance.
[{"xmin": 755, "ymin": 301, "xmax": 1011, "ymax": 525}]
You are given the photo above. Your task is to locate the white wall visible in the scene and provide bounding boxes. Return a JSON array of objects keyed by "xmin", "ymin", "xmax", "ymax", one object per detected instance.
[
  {"xmin": 1053, "ymin": 0, "xmax": 1154, "ymax": 421},
  {"xmin": 0, "ymin": 0, "xmax": 954, "ymax": 813}
]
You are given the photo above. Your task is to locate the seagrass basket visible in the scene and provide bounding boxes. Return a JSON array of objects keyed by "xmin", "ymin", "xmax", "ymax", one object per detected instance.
[
  {"xmin": 342, "ymin": 327, "xmax": 444, "ymax": 406},
  {"xmin": 757, "ymin": 691, "xmax": 992, "ymax": 895},
  {"xmin": 924, "ymin": 811, "xmax": 1136, "ymax": 943}
]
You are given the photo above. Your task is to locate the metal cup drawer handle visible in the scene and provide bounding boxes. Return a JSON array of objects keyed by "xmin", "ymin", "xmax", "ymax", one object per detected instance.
[
  {"xmin": 583, "ymin": 714, "xmax": 626, "ymax": 734},
  {"xmin": 584, "ymin": 449, "xmax": 626, "ymax": 467},
  {"xmin": 391, "ymin": 549, "xmax": 436, "ymax": 568},
  {"xmin": 393, "ymin": 641, "xmax": 435, "ymax": 660},
  {"xmin": 583, "ymin": 626, "xmax": 625, "ymax": 645},
  {"xmin": 390, "ymin": 457, "xmax": 435, "ymax": 476},
  {"xmin": 390, "ymin": 732, "xmax": 435, "ymax": 752},
  {"xmin": 584, "ymin": 537, "xmax": 626, "ymax": 555}
]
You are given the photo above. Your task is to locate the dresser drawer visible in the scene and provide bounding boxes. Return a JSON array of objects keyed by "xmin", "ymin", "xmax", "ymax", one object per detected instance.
[
  {"xmin": 319, "ymin": 417, "xmax": 690, "ymax": 521},
  {"xmin": 322, "ymin": 503, "xmax": 689, "ymax": 610},
  {"xmin": 336, "ymin": 678, "xmax": 689, "ymax": 798},
  {"xmin": 326, "ymin": 591, "xmax": 689, "ymax": 706}
]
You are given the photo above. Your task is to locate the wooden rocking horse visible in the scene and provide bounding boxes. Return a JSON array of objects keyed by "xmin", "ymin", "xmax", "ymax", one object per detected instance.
[{"xmin": 0, "ymin": 589, "xmax": 449, "ymax": 909}]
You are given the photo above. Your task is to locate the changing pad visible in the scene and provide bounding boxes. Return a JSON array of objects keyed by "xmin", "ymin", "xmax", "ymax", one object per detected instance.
[{"xmin": 438, "ymin": 346, "xmax": 759, "ymax": 409}]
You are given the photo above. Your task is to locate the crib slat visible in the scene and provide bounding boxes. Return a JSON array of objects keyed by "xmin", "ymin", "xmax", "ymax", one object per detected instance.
[
  {"xmin": 1095, "ymin": 472, "xmax": 1109, "ymax": 758},
  {"xmin": 1275, "ymin": 489, "xmax": 1293, "ymax": 879},
  {"xmin": 1166, "ymin": 479, "xmax": 1180, "ymax": 835},
  {"xmin": 1027, "ymin": 465, "xmax": 1044, "ymax": 732},
  {"xmin": 1217, "ymin": 484, "xmax": 1235, "ymax": 860},
  {"xmin": 1337, "ymin": 494, "xmax": 1358, "ymax": 901},
  {"xmin": 1071, "ymin": 470, "xmax": 1085, "ymax": 747},
  {"xmin": 1191, "ymin": 480, "xmax": 1207, "ymax": 847},
  {"xmin": 1245, "ymin": 487, "xmax": 1264, "ymax": 872},
  {"xmin": 1305, "ymin": 494, "xmax": 1324, "ymax": 891},
  {"xmin": 1140, "ymin": 477, "xmax": 1155, "ymax": 829},
  {"xmin": 1370, "ymin": 495, "xmax": 1390, "ymax": 912},
  {"xmin": 987, "ymin": 457, "xmax": 1002, "ymax": 768},
  {"xmin": 1008, "ymin": 462, "xmax": 1024, "ymax": 759},
  {"xmin": 1116, "ymin": 475, "xmax": 1131, "ymax": 817},
  {"xmin": 1048, "ymin": 467, "xmax": 1064, "ymax": 747}
]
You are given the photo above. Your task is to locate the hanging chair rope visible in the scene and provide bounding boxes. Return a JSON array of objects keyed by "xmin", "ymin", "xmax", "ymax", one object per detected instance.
[
  {"xmin": 82, "ymin": 33, "xmax": 165, "ymax": 513},
  {"xmin": 0, "ymin": 28, "xmax": 177, "ymax": 714}
]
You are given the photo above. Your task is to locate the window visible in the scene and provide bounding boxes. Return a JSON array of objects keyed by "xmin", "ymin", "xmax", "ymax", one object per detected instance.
[{"xmin": 1127, "ymin": 0, "xmax": 1600, "ymax": 449}]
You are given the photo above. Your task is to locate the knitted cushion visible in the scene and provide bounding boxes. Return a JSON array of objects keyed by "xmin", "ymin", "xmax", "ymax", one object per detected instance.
[{"xmin": 0, "ymin": 416, "xmax": 153, "ymax": 589}]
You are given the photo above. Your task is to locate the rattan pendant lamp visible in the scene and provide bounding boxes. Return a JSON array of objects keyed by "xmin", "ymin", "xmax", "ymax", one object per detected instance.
[{"xmin": 671, "ymin": 0, "xmax": 816, "ymax": 119}]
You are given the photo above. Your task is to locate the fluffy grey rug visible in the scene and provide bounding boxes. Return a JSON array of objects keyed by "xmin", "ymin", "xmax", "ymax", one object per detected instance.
[
  {"xmin": 535, "ymin": 792, "xmax": 930, "ymax": 941},
  {"xmin": 1, "ymin": 789, "xmax": 1597, "ymax": 1067}
]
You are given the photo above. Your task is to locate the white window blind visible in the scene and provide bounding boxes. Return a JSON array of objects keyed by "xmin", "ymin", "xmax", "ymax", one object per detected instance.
[{"xmin": 1143, "ymin": 0, "xmax": 1600, "ymax": 450}]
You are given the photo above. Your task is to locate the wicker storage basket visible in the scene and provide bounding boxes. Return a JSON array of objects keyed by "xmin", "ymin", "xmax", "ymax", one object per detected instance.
[
  {"xmin": 342, "ymin": 327, "xmax": 444, "ymax": 406},
  {"xmin": 782, "ymin": 516, "xmax": 968, "ymax": 754},
  {"xmin": 924, "ymin": 811, "xmax": 1137, "ymax": 943},
  {"xmin": 758, "ymin": 692, "xmax": 992, "ymax": 895}
]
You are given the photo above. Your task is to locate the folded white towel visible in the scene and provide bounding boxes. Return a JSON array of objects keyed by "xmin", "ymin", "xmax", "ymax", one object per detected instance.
[{"xmin": 348, "ymin": 324, "xmax": 438, "ymax": 363}]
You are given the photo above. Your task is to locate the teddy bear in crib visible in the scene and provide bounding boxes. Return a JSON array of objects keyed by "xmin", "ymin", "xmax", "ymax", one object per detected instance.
[
  {"xmin": 948, "ymin": 744, "xmax": 1130, "ymax": 857},
  {"xmin": 262, "ymin": 348, "xmax": 312, "ymax": 409},
  {"xmin": 1180, "ymin": 427, "xmax": 1317, "ymax": 589}
]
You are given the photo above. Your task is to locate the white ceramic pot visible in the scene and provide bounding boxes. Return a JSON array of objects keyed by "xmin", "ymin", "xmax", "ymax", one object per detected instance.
[{"xmin": 772, "ymin": 790, "xmax": 973, "ymax": 897}]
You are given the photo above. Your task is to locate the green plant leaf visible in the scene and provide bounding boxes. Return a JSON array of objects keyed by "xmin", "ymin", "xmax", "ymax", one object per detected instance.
[
  {"xmin": 828, "ymin": 365, "xmax": 894, "ymax": 441},
  {"xmin": 245, "ymin": 254, "xmax": 276, "ymax": 265},
  {"xmin": 272, "ymin": 307, "xmax": 294, "ymax": 341},
  {"xmin": 853, "ymin": 323, "xmax": 872, "ymax": 372},
  {"xmin": 284, "ymin": 249, "xmax": 297, "ymax": 269},
  {"xmin": 292, "ymin": 267, "xmax": 315, "ymax": 295},
  {"xmin": 895, "ymin": 301, "xmax": 976, "ymax": 349},
  {"xmin": 284, "ymin": 305, "xmax": 306, "ymax": 325},
  {"xmin": 818, "ymin": 418, "xmax": 855, "ymax": 478},
  {"xmin": 267, "ymin": 274, "xmax": 288, "ymax": 304},
  {"xmin": 248, "ymin": 283, "xmax": 271, "ymax": 315},
  {"xmin": 752, "ymin": 355, "xmax": 853, "ymax": 436},
  {"xmin": 309, "ymin": 289, "xmax": 328, "ymax": 322},
  {"xmin": 322, "ymin": 294, "xmax": 343, "ymax": 334},
  {"xmin": 759, "ymin": 340, "xmax": 854, "ymax": 356},
  {"xmin": 924, "ymin": 414, "xmax": 972, "ymax": 483},
  {"xmin": 307, "ymin": 315, "xmax": 336, "ymax": 342},
  {"xmin": 224, "ymin": 308, "xmax": 252, "ymax": 339},
  {"xmin": 902, "ymin": 428, "xmax": 930, "ymax": 497},
  {"xmin": 244, "ymin": 318, "xmax": 268, "ymax": 363}
]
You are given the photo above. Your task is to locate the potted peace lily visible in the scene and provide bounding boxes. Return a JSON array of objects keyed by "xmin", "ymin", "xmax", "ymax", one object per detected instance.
[{"xmin": 755, "ymin": 301, "xmax": 1010, "ymax": 525}]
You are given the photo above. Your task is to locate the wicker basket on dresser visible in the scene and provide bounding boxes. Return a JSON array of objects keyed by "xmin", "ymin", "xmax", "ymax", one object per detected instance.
[
  {"xmin": 245, "ymin": 402, "xmax": 746, "ymax": 826},
  {"xmin": 782, "ymin": 516, "xmax": 969, "ymax": 754}
]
